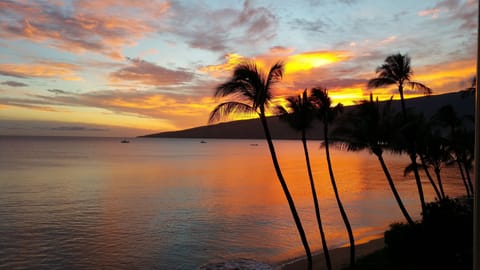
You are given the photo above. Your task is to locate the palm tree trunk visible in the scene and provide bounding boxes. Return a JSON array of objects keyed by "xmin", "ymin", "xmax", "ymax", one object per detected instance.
[
  {"xmin": 419, "ymin": 155, "xmax": 442, "ymax": 200},
  {"xmin": 433, "ymin": 167, "xmax": 446, "ymax": 199},
  {"xmin": 462, "ymin": 161, "xmax": 474, "ymax": 196},
  {"xmin": 301, "ymin": 132, "xmax": 332, "ymax": 270},
  {"xmin": 375, "ymin": 151, "xmax": 415, "ymax": 225},
  {"xmin": 259, "ymin": 113, "xmax": 312, "ymax": 270},
  {"xmin": 398, "ymin": 85, "xmax": 426, "ymax": 213},
  {"xmin": 456, "ymin": 159, "xmax": 471, "ymax": 197},
  {"xmin": 399, "ymin": 83, "xmax": 407, "ymax": 117},
  {"xmin": 409, "ymin": 152, "xmax": 426, "ymax": 214},
  {"xmin": 324, "ymin": 124, "xmax": 355, "ymax": 267}
]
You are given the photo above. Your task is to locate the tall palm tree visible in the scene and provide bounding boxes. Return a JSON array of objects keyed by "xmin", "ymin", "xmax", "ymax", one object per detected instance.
[
  {"xmin": 277, "ymin": 89, "xmax": 332, "ymax": 270},
  {"xmin": 333, "ymin": 94, "xmax": 415, "ymax": 225},
  {"xmin": 395, "ymin": 111, "xmax": 428, "ymax": 213},
  {"xmin": 208, "ymin": 61, "xmax": 313, "ymax": 270},
  {"xmin": 367, "ymin": 53, "xmax": 432, "ymax": 116},
  {"xmin": 368, "ymin": 53, "xmax": 432, "ymax": 214},
  {"xmin": 310, "ymin": 87, "xmax": 356, "ymax": 267}
]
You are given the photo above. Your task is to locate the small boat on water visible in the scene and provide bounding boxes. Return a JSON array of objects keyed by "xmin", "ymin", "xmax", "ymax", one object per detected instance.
[
  {"xmin": 200, "ymin": 140, "xmax": 207, "ymax": 143},
  {"xmin": 121, "ymin": 139, "xmax": 130, "ymax": 143}
]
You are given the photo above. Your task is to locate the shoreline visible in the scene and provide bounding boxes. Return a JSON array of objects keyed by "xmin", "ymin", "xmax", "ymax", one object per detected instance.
[{"xmin": 276, "ymin": 236, "xmax": 385, "ymax": 270}]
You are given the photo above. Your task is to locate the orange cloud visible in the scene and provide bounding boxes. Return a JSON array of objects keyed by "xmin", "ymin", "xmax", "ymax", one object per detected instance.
[
  {"xmin": 199, "ymin": 53, "xmax": 245, "ymax": 77},
  {"xmin": 105, "ymin": 94, "xmax": 178, "ymax": 110},
  {"xmin": 0, "ymin": 1, "xmax": 169, "ymax": 59},
  {"xmin": 414, "ymin": 58, "xmax": 476, "ymax": 92},
  {"xmin": 0, "ymin": 62, "xmax": 81, "ymax": 80}
]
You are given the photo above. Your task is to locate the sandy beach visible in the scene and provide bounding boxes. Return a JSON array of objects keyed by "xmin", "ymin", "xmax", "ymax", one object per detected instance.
[{"xmin": 277, "ymin": 236, "xmax": 385, "ymax": 270}]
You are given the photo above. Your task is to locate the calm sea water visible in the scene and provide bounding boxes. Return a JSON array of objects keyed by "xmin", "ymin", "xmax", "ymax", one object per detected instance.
[{"xmin": 0, "ymin": 136, "xmax": 467, "ymax": 269}]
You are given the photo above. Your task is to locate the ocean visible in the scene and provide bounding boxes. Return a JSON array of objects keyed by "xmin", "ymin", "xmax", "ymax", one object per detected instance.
[{"xmin": 0, "ymin": 136, "xmax": 467, "ymax": 269}]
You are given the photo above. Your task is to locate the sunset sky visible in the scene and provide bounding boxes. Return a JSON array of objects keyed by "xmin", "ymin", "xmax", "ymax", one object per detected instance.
[{"xmin": 0, "ymin": 0, "xmax": 477, "ymax": 137}]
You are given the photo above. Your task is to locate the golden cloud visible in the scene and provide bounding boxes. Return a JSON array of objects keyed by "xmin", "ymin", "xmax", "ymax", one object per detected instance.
[
  {"xmin": 284, "ymin": 51, "xmax": 350, "ymax": 74},
  {"xmin": 199, "ymin": 53, "xmax": 245, "ymax": 77},
  {"xmin": 0, "ymin": 62, "xmax": 81, "ymax": 80},
  {"xmin": 414, "ymin": 58, "xmax": 476, "ymax": 91},
  {"xmin": 200, "ymin": 50, "xmax": 350, "ymax": 79}
]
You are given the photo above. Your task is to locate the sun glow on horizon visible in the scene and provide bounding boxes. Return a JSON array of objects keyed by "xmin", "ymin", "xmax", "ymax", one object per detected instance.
[{"xmin": 284, "ymin": 51, "xmax": 350, "ymax": 74}]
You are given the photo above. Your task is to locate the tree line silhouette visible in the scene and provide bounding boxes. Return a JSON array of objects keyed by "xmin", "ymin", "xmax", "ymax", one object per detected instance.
[{"xmin": 208, "ymin": 53, "xmax": 475, "ymax": 270}]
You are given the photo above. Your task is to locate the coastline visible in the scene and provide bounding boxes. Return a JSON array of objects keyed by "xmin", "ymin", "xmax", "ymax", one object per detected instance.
[{"xmin": 276, "ymin": 236, "xmax": 385, "ymax": 270}]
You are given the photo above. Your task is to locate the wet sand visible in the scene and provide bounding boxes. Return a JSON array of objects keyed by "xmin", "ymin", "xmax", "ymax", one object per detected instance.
[{"xmin": 277, "ymin": 237, "xmax": 385, "ymax": 270}]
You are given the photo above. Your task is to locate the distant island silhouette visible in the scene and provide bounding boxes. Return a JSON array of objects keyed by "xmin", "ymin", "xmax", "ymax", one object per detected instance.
[{"xmin": 141, "ymin": 91, "xmax": 474, "ymax": 140}]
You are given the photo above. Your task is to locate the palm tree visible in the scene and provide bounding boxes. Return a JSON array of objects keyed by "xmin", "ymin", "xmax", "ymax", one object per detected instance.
[
  {"xmin": 367, "ymin": 53, "xmax": 432, "ymax": 116},
  {"xmin": 277, "ymin": 89, "xmax": 332, "ymax": 270},
  {"xmin": 333, "ymin": 94, "xmax": 415, "ymax": 225},
  {"xmin": 208, "ymin": 61, "xmax": 313, "ymax": 270},
  {"xmin": 452, "ymin": 127, "xmax": 475, "ymax": 196},
  {"xmin": 404, "ymin": 120, "xmax": 443, "ymax": 200},
  {"xmin": 368, "ymin": 53, "xmax": 432, "ymax": 214},
  {"xmin": 395, "ymin": 111, "xmax": 428, "ymax": 213},
  {"xmin": 417, "ymin": 130, "xmax": 449, "ymax": 199},
  {"xmin": 432, "ymin": 105, "xmax": 474, "ymax": 197},
  {"xmin": 310, "ymin": 87, "xmax": 356, "ymax": 267}
]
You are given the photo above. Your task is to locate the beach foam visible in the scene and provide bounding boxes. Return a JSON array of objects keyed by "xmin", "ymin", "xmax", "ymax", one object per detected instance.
[{"xmin": 198, "ymin": 258, "xmax": 273, "ymax": 270}]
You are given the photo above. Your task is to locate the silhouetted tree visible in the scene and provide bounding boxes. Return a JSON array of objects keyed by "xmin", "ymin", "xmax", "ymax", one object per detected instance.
[
  {"xmin": 367, "ymin": 53, "xmax": 432, "ymax": 116},
  {"xmin": 395, "ymin": 111, "xmax": 428, "ymax": 213},
  {"xmin": 432, "ymin": 105, "xmax": 474, "ymax": 197},
  {"xmin": 333, "ymin": 94, "xmax": 415, "ymax": 225},
  {"xmin": 452, "ymin": 127, "xmax": 475, "ymax": 196},
  {"xmin": 368, "ymin": 53, "xmax": 432, "ymax": 214},
  {"xmin": 417, "ymin": 128, "xmax": 449, "ymax": 199},
  {"xmin": 404, "ymin": 119, "xmax": 443, "ymax": 200},
  {"xmin": 311, "ymin": 87, "xmax": 356, "ymax": 267},
  {"xmin": 460, "ymin": 76, "xmax": 476, "ymax": 97},
  {"xmin": 208, "ymin": 61, "xmax": 313, "ymax": 270},
  {"xmin": 278, "ymin": 89, "xmax": 332, "ymax": 270}
]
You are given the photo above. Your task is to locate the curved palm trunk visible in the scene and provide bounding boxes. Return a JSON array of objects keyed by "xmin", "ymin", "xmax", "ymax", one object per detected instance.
[
  {"xmin": 409, "ymin": 152, "xmax": 426, "ymax": 214},
  {"xmin": 419, "ymin": 155, "xmax": 442, "ymax": 200},
  {"xmin": 301, "ymin": 132, "xmax": 332, "ymax": 270},
  {"xmin": 259, "ymin": 113, "xmax": 312, "ymax": 270},
  {"xmin": 433, "ymin": 167, "xmax": 446, "ymax": 199},
  {"xmin": 324, "ymin": 124, "xmax": 355, "ymax": 267},
  {"xmin": 462, "ymin": 161, "xmax": 474, "ymax": 196},
  {"xmin": 456, "ymin": 159, "xmax": 471, "ymax": 197},
  {"xmin": 374, "ymin": 150, "xmax": 415, "ymax": 225}
]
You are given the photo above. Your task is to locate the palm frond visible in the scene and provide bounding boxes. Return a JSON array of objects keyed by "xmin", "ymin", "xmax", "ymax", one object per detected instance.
[
  {"xmin": 408, "ymin": 81, "xmax": 432, "ymax": 95},
  {"xmin": 310, "ymin": 87, "xmax": 344, "ymax": 124},
  {"xmin": 214, "ymin": 80, "xmax": 254, "ymax": 99},
  {"xmin": 277, "ymin": 90, "xmax": 314, "ymax": 132},
  {"xmin": 265, "ymin": 61, "xmax": 284, "ymax": 89},
  {"xmin": 367, "ymin": 77, "xmax": 397, "ymax": 89},
  {"xmin": 233, "ymin": 62, "xmax": 261, "ymax": 83},
  {"xmin": 403, "ymin": 162, "xmax": 420, "ymax": 176},
  {"xmin": 208, "ymin": 101, "xmax": 255, "ymax": 123},
  {"xmin": 275, "ymin": 104, "xmax": 289, "ymax": 116}
]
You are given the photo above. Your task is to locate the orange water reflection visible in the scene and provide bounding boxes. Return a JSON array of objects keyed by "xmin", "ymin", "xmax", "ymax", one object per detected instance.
[{"xmin": 0, "ymin": 137, "xmax": 468, "ymax": 268}]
